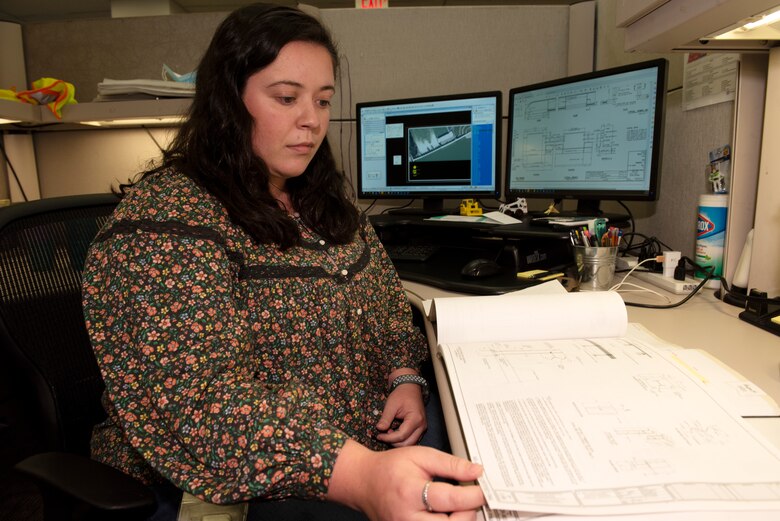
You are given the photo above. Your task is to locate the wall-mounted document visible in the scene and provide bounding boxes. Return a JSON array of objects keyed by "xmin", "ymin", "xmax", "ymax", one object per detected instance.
[{"xmin": 431, "ymin": 291, "xmax": 780, "ymax": 516}]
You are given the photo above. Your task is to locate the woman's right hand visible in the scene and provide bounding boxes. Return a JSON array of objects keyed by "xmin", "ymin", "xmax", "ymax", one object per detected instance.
[{"xmin": 328, "ymin": 440, "xmax": 486, "ymax": 521}]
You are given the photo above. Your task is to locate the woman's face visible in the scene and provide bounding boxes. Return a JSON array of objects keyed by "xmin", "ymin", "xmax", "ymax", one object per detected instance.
[{"xmin": 242, "ymin": 41, "xmax": 335, "ymax": 187}]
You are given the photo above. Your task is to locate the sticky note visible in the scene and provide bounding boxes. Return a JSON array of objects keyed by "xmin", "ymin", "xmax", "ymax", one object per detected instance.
[{"xmin": 517, "ymin": 270, "xmax": 564, "ymax": 281}]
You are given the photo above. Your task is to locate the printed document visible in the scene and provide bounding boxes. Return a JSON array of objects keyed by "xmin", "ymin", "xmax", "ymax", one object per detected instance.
[{"xmin": 431, "ymin": 291, "xmax": 780, "ymax": 515}]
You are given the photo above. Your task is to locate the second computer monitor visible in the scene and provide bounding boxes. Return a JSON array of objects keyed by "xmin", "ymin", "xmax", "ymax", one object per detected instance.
[
  {"xmin": 506, "ymin": 58, "xmax": 667, "ymax": 218},
  {"xmin": 356, "ymin": 91, "xmax": 502, "ymax": 214}
]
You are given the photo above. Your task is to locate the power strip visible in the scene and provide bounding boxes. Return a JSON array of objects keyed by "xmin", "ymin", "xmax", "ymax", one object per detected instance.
[{"xmin": 632, "ymin": 270, "xmax": 700, "ymax": 294}]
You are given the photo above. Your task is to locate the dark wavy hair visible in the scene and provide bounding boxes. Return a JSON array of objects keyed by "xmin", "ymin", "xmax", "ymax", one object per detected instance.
[{"xmin": 137, "ymin": 3, "xmax": 359, "ymax": 249}]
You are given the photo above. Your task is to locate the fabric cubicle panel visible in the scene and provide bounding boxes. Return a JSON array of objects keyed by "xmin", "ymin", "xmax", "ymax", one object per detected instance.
[
  {"xmin": 26, "ymin": 6, "xmax": 571, "ymax": 198},
  {"xmin": 322, "ymin": 6, "xmax": 569, "ymax": 113},
  {"xmin": 320, "ymin": 6, "xmax": 570, "ymax": 207}
]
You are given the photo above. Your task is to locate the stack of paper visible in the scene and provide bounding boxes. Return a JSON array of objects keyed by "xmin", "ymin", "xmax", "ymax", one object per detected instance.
[{"xmin": 95, "ymin": 78, "xmax": 195, "ymax": 101}]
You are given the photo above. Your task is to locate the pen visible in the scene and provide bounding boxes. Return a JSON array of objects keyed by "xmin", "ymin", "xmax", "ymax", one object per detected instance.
[{"xmin": 583, "ymin": 229, "xmax": 595, "ymax": 246}]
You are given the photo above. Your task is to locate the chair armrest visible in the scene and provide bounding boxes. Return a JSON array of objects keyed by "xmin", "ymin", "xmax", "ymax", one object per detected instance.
[{"xmin": 15, "ymin": 452, "xmax": 156, "ymax": 513}]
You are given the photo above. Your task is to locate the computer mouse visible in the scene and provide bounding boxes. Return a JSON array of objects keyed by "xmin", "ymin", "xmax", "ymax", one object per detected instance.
[{"xmin": 461, "ymin": 258, "xmax": 503, "ymax": 279}]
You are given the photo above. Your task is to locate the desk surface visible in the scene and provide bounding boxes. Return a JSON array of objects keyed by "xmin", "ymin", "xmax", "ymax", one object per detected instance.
[{"xmin": 403, "ymin": 278, "xmax": 780, "ymax": 468}]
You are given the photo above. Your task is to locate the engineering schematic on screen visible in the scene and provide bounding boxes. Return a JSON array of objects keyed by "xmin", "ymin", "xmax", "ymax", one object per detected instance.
[{"xmin": 509, "ymin": 69, "xmax": 658, "ymax": 192}]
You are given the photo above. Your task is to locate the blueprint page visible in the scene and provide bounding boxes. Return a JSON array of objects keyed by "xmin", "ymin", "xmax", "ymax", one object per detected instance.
[{"xmin": 440, "ymin": 325, "xmax": 780, "ymax": 515}]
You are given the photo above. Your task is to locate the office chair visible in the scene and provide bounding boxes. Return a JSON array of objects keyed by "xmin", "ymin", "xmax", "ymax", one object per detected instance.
[{"xmin": 0, "ymin": 194, "xmax": 156, "ymax": 520}]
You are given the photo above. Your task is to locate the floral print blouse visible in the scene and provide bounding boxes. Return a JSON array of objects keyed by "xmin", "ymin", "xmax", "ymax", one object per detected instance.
[{"xmin": 82, "ymin": 171, "xmax": 427, "ymax": 504}]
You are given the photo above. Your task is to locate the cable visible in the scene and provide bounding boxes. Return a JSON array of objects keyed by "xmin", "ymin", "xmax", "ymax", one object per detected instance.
[
  {"xmin": 338, "ymin": 55, "xmax": 345, "ymax": 176},
  {"xmin": 338, "ymin": 53, "xmax": 354, "ymax": 188},
  {"xmin": 380, "ymin": 199, "xmax": 414, "ymax": 214},
  {"xmin": 0, "ymin": 137, "xmax": 29, "ymax": 202},
  {"xmin": 613, "ymin": 282, "xmax": 672, "ymax": 303},
  {"xmin": 142, "ymin": 126, "xmax": 165, "ymax": 153},
  {"xmin": 616, "ymin": 200, "xmax": 636, "ymax": 251},
  {"xmin": 476, "ymin": 198, "xmax": 501, "ymax": 211},
  {"xmin": 346, "ymin": 56, "xmax": 353, "ymax": 184},
  {"xmin": 622, "ymin": 256, "xmax": 716, "ymax": 309},
  {"xmin": 610, "ymin": 257, "xmax": 665, "ymax": 295},
  {"xmin": 618, "ymin": 232, "xmax": 674, "ymax": 272},
  {"xmin": 362, "ymin": 198, "xmax": 377, "ymax": 214}
]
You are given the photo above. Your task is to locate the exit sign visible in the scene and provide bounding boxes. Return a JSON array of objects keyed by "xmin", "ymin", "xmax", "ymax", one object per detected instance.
[{"xmin": 356, "ymin": 0, "xmax": 388, "ymax": 8}]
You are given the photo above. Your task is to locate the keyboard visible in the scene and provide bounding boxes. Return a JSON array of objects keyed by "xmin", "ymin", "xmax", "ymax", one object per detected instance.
[{"xmin": 384, "ymin": 243, "xmax": 440, "ymax": 262}]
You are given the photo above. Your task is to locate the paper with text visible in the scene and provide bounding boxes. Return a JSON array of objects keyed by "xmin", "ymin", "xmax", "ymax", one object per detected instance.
[{"xmin": 433, "ymin": 292, "xmax": 780, "ymax": 515}]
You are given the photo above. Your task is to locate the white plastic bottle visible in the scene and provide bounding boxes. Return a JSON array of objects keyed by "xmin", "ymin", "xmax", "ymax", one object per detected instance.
[{"xmin": 695, "ymin": 194, "xmax": 728, "ymax": 288}]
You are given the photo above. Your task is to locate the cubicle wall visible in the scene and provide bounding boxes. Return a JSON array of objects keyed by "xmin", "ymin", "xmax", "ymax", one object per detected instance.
[
  {"xmin": 20, "ymin": 2, "xmax": 738, "ymax": 263},
  {"xmin": 23, "ymin": 6, "xmax": 572, "ymax": 115},
  {"xmin": 25, "ymin": 5, "xmax": 571, "ymax": 204}
]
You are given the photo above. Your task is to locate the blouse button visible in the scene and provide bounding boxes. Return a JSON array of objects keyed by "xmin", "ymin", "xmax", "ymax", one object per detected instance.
[
  {"xmin": 341, "ymin": 269, "xmax": 348, "ymax": 276},
  {"xmin": 356, "ymin": 308, "xmax": 363, "ymax": 316},
  {"xmin": 319, "ymin": 239, "xmax": 325, "ymax": 246},
  {"xmin": 373, "ymin": 409, "xmax": 380, "ymax": 416}
]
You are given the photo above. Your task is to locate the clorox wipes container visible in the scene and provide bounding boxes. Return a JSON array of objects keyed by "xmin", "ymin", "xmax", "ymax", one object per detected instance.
[{"xmin": 695, "ymin": 194, "xmax": 728, "ymax": 289}]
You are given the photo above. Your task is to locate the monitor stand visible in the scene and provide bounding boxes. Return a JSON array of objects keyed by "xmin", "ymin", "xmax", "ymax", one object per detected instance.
[{"xmin": 386, "ymin": 197, "xmax": 455, "ymax": 217}]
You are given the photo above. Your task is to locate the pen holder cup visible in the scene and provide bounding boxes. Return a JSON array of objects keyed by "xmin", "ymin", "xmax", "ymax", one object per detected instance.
[{"xmin": 573, "ymin": 246, "xmax": 618, "ymax": 291}]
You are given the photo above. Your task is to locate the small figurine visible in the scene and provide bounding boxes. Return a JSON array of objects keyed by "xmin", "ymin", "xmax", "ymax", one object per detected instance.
[
  {"xmin": 498, "ymin": 197, "xmax": 528, "ymax": 218},
  {"xmin": 459, "ymin": 198, "xmax": 483, "ymax": 216}
]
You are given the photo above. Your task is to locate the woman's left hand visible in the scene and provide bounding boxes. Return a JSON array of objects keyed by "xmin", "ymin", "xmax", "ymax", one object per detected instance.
[{"xmin": 376, "ymin": 382, "xmax": 427, "ymax": 447}]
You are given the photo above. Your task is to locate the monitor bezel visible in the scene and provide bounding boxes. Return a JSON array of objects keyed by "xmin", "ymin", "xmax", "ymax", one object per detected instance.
[
  {"xmin": 355, "ymin": 90, "xmax": 503, "ymax": 203},
  {"xmin": 504, "ymin": 58, "xmax": 668, "ymax": 206}
]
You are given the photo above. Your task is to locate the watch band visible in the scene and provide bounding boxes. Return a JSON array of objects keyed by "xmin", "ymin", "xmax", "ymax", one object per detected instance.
[{"xmin": 388, "ymin": 373, "xmax": 430, "ymax": 404}]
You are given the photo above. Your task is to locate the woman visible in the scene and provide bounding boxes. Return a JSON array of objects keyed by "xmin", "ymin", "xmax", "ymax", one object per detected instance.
[{"xmin": 82, "ymin": 3, "xmax": 485, "ymax": 520}]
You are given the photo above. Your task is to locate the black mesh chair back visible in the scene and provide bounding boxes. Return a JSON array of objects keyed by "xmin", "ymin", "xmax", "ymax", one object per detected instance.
[{"xmin": 0, "ymin": 194, "xmax": 119, "ymax": 460}]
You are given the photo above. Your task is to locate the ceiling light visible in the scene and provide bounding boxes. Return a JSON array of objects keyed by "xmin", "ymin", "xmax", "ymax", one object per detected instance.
[
  {"xmin": 711, "ymin": 6, "xmax": 780, "ymax": 39},
  {"xmin": 743, "ymin": 9, "xmax": 780, "ymax": 30}
]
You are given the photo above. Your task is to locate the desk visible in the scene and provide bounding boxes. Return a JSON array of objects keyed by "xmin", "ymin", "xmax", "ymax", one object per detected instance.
[{"xmin": 403, "ymin": 278, "xmax": 780, "ymax": 513}]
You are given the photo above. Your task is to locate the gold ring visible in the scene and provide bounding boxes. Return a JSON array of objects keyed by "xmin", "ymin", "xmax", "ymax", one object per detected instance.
[{"xmin": 422, "ymin": 480, "xmax": 433, "ymax": 512}]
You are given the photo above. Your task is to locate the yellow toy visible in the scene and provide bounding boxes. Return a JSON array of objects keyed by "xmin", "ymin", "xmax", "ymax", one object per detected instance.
[
  {"xmin": 459, "ymin": 198, "xmax": 483, "ymax": 216},
  {"xmin": 3, "ymin": 77, "xmax": 78, "ymax": 120}
]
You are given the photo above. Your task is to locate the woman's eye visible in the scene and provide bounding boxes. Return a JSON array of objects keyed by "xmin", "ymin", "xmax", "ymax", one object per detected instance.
[
  {"xmin": 317, "ymin": 99, "xmax": 332, "ymax": 108},
  {"xmin": 278, "ymin": 96, "xmax": 295, "ymax": 104}
]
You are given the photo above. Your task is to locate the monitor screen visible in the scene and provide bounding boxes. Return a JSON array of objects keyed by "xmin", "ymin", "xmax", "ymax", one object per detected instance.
[
  {"xmin": 356, "ymin": 91, "xmax": 501, "ymax": 214},
  {"xmin": 505, "ymin": 58, "xmax": 667, "ymax": 218}
]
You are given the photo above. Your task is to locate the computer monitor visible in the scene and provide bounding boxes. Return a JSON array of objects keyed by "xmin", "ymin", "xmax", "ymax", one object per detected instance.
[
  {"xmin": 356, "ymin": 91, "xmax": 502, "ymax": 215},
  {"xmin": 505, "ymin": 58, "xmax": 667, "ymax": 219}
]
